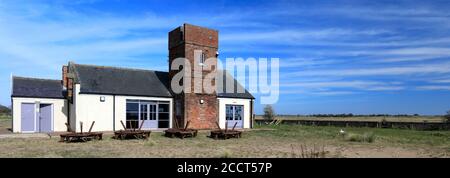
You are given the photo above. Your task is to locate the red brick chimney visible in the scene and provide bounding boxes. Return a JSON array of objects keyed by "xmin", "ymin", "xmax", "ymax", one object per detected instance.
[{"xmin": 62, "ymin": 65, "xmax": 68, "ymax": 89}]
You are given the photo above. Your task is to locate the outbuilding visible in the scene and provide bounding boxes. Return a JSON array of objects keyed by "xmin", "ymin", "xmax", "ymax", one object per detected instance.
[{"xmin": 11, "ymin": 23, "xmax": 255, "ymax": 133}]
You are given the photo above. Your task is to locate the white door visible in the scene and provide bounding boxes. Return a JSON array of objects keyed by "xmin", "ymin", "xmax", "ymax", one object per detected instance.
[
  {"xmin": 140, "ymin": 102, "xmax": 157, "ymax": 129},
  {"xmin": 226, "ymin": 105, "xmax": 244, "ymax": 128}
]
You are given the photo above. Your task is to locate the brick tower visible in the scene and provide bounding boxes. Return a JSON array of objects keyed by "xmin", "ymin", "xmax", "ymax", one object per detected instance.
[{"xmin": 168, "ymin": 23, "xmax": 218, "ymax": 129}]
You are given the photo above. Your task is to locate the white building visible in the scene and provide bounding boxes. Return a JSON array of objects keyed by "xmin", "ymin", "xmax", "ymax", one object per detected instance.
[{"xmin": 11, "ymin": 24, "xmax": 255, "ymax": 133}]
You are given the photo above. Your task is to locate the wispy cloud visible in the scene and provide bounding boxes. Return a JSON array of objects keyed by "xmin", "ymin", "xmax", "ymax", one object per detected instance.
[
  {"xmin": 284, "ymin": 80, "xmax": 404, "ymax": 91},
  {"xmin": 430, "ymin": 79, "xmax": 450, "ymax": 83},
  {"xmin": 417, "ymin": 85, "xmax": 450, "ymax": 90},
  {"xmin": 292, "ymin": 62, "xmax": 450, "ymax": 77}
]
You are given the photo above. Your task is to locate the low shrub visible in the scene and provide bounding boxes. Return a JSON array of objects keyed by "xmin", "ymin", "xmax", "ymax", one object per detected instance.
[
  {"xmin": 345, "ymin": 132, "xmax": 375, "ymax": 143},
  {"xmin": 219, "ymin": 149, "xmax": 233, "ymax": 158},
  {"xmin": 290, "ymin": 144, "xmax": 327, "ymax": 158}
]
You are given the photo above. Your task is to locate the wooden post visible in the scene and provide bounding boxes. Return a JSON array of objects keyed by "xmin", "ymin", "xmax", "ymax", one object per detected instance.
[
  {"xmin": 65, "ymin": 123, "xmax": 73, "ymax": 132},
  {"xmin": 215, "ymin": 121, "xmax": 221, "ymax": 130},
  {"xmin": 120, "ymin": 120, "xmax": 127, "ymax": 130},
  {"xmin": 232, "ymin": 122, "xmax": 238, "ymax": 131},
  {"xmin": 225, "ymin": 121, "xmax": 228, "ymax": 133},
  {"xmin": 174, "ymin": 118, "xmax": 180, "ymax": 129},
  {"xmin": 80, "ymin": 122, "xmax": 83, "ymax": 133},
  {"xmin": 138, "ymin": 120, "xmax": 145, "ymax": 130},
  {"xmin": 184, "ymin": 121, "xmax": 190, "ymax": 131},
  {"xmin": 88, "ymin": 121, "xmax": 95, "ymax": 133}
]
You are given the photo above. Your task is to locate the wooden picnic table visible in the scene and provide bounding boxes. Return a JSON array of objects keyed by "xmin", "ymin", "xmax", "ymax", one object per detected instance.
[
  {"xmin": 209, "ymin": 122, "xmax": 242, "ymax": 140},
  {"xmin": 164, "ymin": 121, "xmax": 198, "ymax": 139},
  {"xmin": 113, "ymin": 130, "xmax": 151, "ymax": 140},
  {"xmin": 60, "ymin": 121, "xmax": 103, "ymax": 143},
  {"xmin": 113, "ymin": 120, "xmax": 151, "ymax": 140}
]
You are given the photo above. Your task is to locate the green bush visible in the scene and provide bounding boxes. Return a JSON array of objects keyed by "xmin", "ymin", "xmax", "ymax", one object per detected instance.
[
  {"xmin": 263, "ymin": 105, "xmax": 275, "ymax": 120},
  {"xmin": 345, "ymin": 132, "xmax": 375, "ymax": 143}
]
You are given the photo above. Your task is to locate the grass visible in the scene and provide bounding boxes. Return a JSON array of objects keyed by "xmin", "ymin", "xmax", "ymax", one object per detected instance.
[
  {"xmin": 256, "ymin": 115, "xmax": 446, "ymax": 123},
  {"xmin": 0, "ymin": 118, "xmax": 448, "ymax": 158},
  {"xmin": 0, "ymin": 115, "xmax": 11, "ymax": 134},
  {"xmin": 344, "ymin": 132, "xmax": 375, "ymax": 143},
  {"xmin": 0, "ymin": 114, "xmax": 11, "ymax": 120}
]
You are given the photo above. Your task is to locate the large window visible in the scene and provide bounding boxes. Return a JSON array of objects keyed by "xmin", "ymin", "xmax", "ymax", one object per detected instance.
[
  {"xmin": 158, "ymin": 103, "xmax": 170, "ymax": 128},
  {"xmin": 126, "ymin": 102, "xmax": 139, "ymax": 129},
  {"xmin": 126, "ymin": 100, "xmax": 171, "ymax": 129}
]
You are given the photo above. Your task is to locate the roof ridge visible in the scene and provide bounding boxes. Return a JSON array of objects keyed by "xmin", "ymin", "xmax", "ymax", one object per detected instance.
[
  {"xmin": 12, "ymin": 76, "xmax": 61, "ymax": 82},
  {"xmin": 72, "ymin": 63, "xmax": 168, "ymax": 73}
]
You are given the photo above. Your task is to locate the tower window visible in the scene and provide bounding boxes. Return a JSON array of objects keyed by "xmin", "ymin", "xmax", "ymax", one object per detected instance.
[{"xmin": 200, "ymin": 53, "xmax": 206, "ymax": 65}]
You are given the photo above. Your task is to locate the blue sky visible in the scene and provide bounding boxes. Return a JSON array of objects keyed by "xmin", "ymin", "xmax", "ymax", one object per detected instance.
[{"xmin": 1, "ymin": 0, "xmax": 450, "ymax": 115}]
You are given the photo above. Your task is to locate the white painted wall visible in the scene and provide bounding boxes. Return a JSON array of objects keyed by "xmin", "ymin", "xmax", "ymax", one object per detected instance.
[
  {"xmin": 72, "ymin": 84, "xmax": 174, "ymax": 131},
  {"xmin": 217, "ymin": 98, "xmax": 252, "ymax": 129},
  {"xmin": 114, "ymin": 96, "xmax": 173, "ymax": 130},
  {"xmin": 12, "ymin": 97, "xmax": 68, "ymax": 133},
  {"xmin": 73, "ymin": 84, "xmax": 114, "ymax": 132}
]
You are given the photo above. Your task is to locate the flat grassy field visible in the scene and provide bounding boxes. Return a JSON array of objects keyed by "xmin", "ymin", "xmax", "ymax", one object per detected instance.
[
  {"xmin": 0, "ymin": 114, "xmax": 10, "ymax": 120},
  {"xmin": 0, "ymin": 117, "xmax": 448, "ymax": 158},
  {"xmin": 255, "ymin": 115, "xmax": 446, "ymax": 123},
  {"xmin": 0, "ymin": 115, "xmax": 11, "ymax": 134}
]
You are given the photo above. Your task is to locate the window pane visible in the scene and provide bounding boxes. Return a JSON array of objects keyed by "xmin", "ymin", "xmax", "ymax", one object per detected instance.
[
  {"xmin": 126, "ymin": 113, "xmax": 139, "ymax": 120},
  {"xmin": 158, "ymin": 104, "xmax": 169, "ymax": 112},
  {"xmin": 126, "ymin": 103, "xmax": 139, "ymax": 112},
  {"xmin": 158, "ymin": 121, "xmax": 169, "ymax": 128},
  {"xmin": 235, "ymin": 106, "xmax": 243, "ymax": 120},
  {"xmin": 140, "ymin": 105, "xmax": 148, "ymax": 120},
  {"xmin": 158, "ymin": 113, "xmax": 169, "ymax": 120},
  {"xmin": 226, "ymin": 105, "xmax": 233, "ymax": 120},
  {"xmin": 150, "ymin": 112, "xmax": 156, "ymax": 120}
]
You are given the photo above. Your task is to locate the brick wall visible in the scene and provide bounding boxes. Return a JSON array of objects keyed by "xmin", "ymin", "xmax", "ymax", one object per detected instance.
[{"xmin": 168, "ymin": 23, "xmax": 219, "ymax": 129}]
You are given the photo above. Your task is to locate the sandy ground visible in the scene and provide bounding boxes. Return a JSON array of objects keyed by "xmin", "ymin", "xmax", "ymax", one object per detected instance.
[{"xmin": 0, "ymin": 119, "xmax": 448, "ymax": 158}]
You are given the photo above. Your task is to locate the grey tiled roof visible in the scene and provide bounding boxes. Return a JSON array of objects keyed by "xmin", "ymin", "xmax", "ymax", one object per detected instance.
[
  {"xmin": 71, "ymin": 63, "xmax": 254, "ymax": 99},
  {"xmin": 217, "ymin": 70, "xmax": 255, "ymax": 99},
  {"xmin": 72, "ymin": 64, "xmax": 173, "ymax": 97},
  {"xmin": 12, "ymin": 76, "xmax": 65, "ymax": 99}
]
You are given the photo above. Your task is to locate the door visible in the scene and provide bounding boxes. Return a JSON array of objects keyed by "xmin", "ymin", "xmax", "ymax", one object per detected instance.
[
  {"xmin": 139, "ymin": 103, "xmax": 158, "ymax": 129},
  {"xmin": 39, "ymin": 104, "xmax": 52, "ymax": 132},
  {"xmin": 21, "ymin": 103, "xmax": 35, "ymax": 132},
  {"xmin": 226, "ymin": 105, "xmax": 244, "ymax": 129}
]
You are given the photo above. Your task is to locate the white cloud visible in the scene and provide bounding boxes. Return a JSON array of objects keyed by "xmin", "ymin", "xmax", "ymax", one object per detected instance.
[
  {"xmin": 293, "ymin": 62, "xmax": 450, "ymax": 77},
  {"xmin": 221, "ymin": 28, "xmax": 390, "ymax": 44},
  {"xmin": 417, "ymin": 85, "xmax": 450, "ymax": 90},
  {"xmin": 284, "ymin": 80, "xmax": 404, "ymax": 91},
  {"xmin": 430, "ymin": 79, "xmax": 450, "ymax": 83}
]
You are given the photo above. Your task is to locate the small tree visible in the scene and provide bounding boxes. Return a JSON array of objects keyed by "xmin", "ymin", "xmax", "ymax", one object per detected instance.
[{"xmin": 263, "ymin": 105, "xmax": 275, "ymax": 120}]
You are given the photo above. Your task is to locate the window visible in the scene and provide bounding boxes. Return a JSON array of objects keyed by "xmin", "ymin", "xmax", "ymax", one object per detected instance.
[
  {"xmin": 126, "ymin": 102, "xmax": 139, "ymax": 129},
  {"xmin": 195, "ymin": 50, "xmax": 204, "ymax": 65},
  {"xmin": 158, "ymin": 103, "xmax": 170, "ymax": 128},
  {"xmin": 226, "ymin": 105, "xmax": 244, "ymax": 121},
  {"xmin": 201, "ymin": 53, "xmax": 206, "ymax": 64},
  {"xmin": 126, "ymin": 100, "xmax": 171, "ymax": 129}
]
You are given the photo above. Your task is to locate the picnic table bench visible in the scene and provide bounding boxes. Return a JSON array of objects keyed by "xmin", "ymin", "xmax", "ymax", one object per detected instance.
[
  {"xmin": 113, "ymin": 120, "xmax": 151, "ymax": 140},
  {"xmin": 164, "ymin": 121, "xmax": 198, "ymax": 139},
  {"xmin": 60, "ymin": 121, "xmax": 103, "ymax": 143},
  {"xmin": 209, "ymin": 122, "xmax": 242, "ymax": 140}
]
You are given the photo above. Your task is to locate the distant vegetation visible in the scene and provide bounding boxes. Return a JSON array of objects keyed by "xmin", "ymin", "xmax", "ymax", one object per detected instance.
[
  {"xmin": 0, "ymin": 105, "xmax": 10, "ymax": 115},
  {"xmin": 263, "ymin": 105, "xmax": 275, "ymax": 120},
  {"xmin": 445, "ymin": 110, "xmax": 450, "ymax": 123},
  {"xmin": 272, "ymin": 113, "xmax": 430, "ymax": 117}
]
